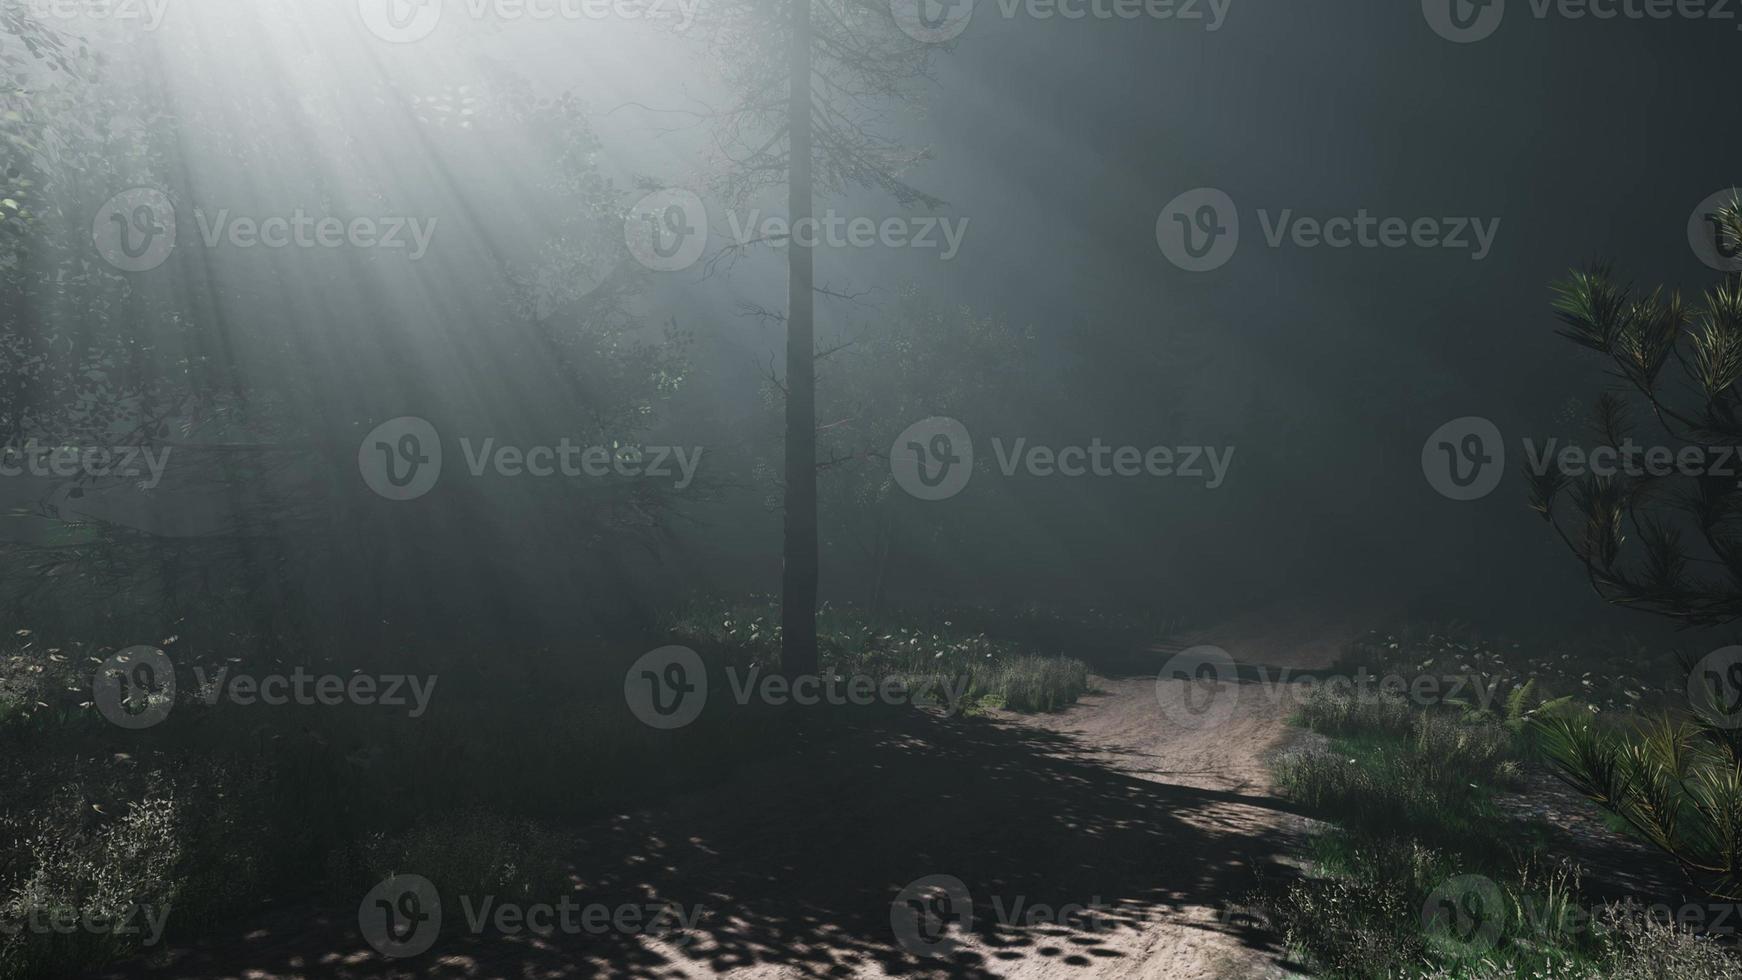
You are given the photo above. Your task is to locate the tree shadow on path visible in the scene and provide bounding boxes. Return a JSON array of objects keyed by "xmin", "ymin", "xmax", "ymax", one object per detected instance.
[{"xmin": 97, "ymin": 702, "xmax": 1300, "ymax": 979}]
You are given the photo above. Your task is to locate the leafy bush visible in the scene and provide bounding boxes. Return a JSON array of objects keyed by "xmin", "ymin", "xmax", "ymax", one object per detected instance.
[{"xmin": 0, "ymin": 783, "xmax": 181, "ymax": 980}]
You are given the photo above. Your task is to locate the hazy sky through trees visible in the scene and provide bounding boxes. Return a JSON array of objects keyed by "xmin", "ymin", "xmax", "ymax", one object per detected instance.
[{"xmin": 10, "ymin": 0, "xmax": 1740, "ymax": 636}]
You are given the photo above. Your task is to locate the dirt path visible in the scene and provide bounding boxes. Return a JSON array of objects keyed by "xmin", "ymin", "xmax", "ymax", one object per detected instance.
[{"xmin": 100, "ymin": 606, "xmax": 1369, "ymax": 980}]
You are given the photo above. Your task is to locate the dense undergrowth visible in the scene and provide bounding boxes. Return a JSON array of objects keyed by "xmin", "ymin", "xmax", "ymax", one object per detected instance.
[
  {"xmin": 1259, "ymin": 626, "xmax": 1742, "ymax": 979},
  {"xmin": 0, "ymin": 597, "xmax": 1101, "ymax": 978}
]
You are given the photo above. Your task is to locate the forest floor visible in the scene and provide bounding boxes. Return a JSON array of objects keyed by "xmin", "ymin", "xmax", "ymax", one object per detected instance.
[{"xmin": 93, "ymin": 601, "xmax": 1380, "ymax": 980}]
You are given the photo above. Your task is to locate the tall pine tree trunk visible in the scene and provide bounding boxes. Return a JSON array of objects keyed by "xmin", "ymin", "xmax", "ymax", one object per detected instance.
[{"xmin": 780, "ymin": 0, "xmax": 820, "ymax": 678}]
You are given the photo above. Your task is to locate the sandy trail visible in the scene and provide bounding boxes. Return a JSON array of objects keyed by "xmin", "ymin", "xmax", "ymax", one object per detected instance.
[{"xmin": 99, "ymin": 604, "xmax": 1368, "ymax": 980}]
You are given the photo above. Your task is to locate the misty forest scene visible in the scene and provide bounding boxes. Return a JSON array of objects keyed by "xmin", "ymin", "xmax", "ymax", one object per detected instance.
[{"xmin": 7, "ymin": 1, "xmax": 1742, "ymax": 978}]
